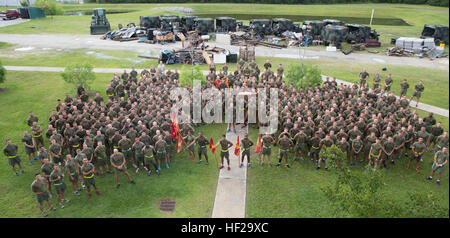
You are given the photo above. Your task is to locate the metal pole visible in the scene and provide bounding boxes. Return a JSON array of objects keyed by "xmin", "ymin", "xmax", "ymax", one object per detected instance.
[{"xmin": 370, "ymin": 9, "xmax": 374, "ymax": 27}]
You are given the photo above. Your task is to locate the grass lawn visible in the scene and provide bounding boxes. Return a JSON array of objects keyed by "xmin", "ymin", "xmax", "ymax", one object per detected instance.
[
  {"xmin": 0, "ymin": 71, "xmax": 223, "ymax": 218},
  {"xmin": 245, "ymin": 127, "xmax": 449, "ymax": 218},
  {"xmin": 2, "ymin": 44, "xmax": 448, "ymax": 109}
]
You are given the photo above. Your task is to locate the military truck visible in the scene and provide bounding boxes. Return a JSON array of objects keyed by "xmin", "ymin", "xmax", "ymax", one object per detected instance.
[
  {"xmin": 160, "ymin": 15, "xmax": 180, "ymax": 32},
  {"xmin": 271, "ymin": 18, "xmax": 295, "ymax": 36},
  {"xmin": 139, "ymin": 16, "xmax": 160, "ymax": 30},
  {"xmin": 421, "ymin": 24, "xmax": 449, "ymax": 45},
  {"xmin": 181, "ymin": 16, "xmax": 198, "ymax": 32},
  {"xmin": 195, "ymin": 18, "xmax": 215, "ymax": 35},
  {"xmin": 250, "ymin": 19, "xmax": 272, "ymax": 36},
  {"xmin": 216, "ymin": 17, "xmax": 237, "ymax": 33},
  {"xmin": 345, "ymin": 24, "xmax": 379, "ymax": 44},
  {"xmin": 321, "ymin": 24, "xmax": 348, "ymax": 48},
  {"xmin": 322, "ymin": 19, "xmax": 345, "ymax": 27},
  {"xmin": 302, "ymin": 20, "xmax": 323, "ymax": 37},
  {"xmin": 90, "ymin": 8, "xmax": 111, "ymax": 35}
]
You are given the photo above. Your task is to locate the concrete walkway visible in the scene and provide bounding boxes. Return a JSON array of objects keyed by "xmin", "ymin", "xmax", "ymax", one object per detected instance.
[
  {"xmin": 5, "ymin": 65, "xmax": 448, "ymax": 117},
  {"xmin": 211, "ymin": 124, "xmax": 248, "ymax": 218}
]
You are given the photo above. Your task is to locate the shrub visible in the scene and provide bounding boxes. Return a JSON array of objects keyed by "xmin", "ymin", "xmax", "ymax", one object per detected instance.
[
  {"xmin": 284, "ymin": 64, "xmax": 322, "ymax": 89},
  {"xmin": 179, "ymin": 65, "xmax": 205, "ymax": 87},
  {"xmin": 0, "ymin": 60, "xmax": 6, "ymax": 84},
  {"xmin": 61, "ymin": 63, "xmax": 96, "ymax": 90}
]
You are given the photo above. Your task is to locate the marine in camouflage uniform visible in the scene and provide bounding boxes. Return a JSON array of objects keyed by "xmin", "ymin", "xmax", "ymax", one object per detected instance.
[
  {"xmin": 426, "ymin": 147, "xmax": 448, "ymax": 185},
  {"xmin": 368, "ymin": 138, "xmax": 382, "ymax": 170},
  {"xmin": 31, "ymin": 121, "xmax": 44, "ymax": 151},
  {"xmin": 372, "ymin": 74, "xmax": 381, "ymax": 93},
  {"xmin": 260, "ymin": 134, "xmax": 274, "ymax": 167},
  {"xmin": 80, "ymin": 158, "xmax": 100, "ymax": 199},
  {"xmin": 94, "ymin": 141, "xmax": 111, "ymax": 176},
  {"xmin": 4, "ymin": 139, "xmax": 24, "ymax": 176},
  {"xmin": 277, "ymin": 134, "xmax": 293, "ymax": 168},
  {"xmin": 31, "ymin": 173, "xmax": 56, "ymax": 217},
  {"xmin": 118, "ymin": 135, "xmax": 135, "ymax": 168},
  {"xmin": 309, "ymin": 133, "xmax": 321, "ymax": 162},
  {"xmin": 410, "ymin": 81, "xmax": 424, "ymax": 107},
  {"xmin": 22, "ymin": 130, "xmax": 37, "ymax": 164},
  {"xmin": 49, "ymin": 164, "xmax": 69, "ymax": 208},
  {"xmin": 240, "ymin": 134, "xmax": 254, "ymax": 168},
  {"xmin": 350, "ymin": 135, "xmax": 363, "ymax": 166},
  {"xmin": 400, "ymin": 79, "xmax": 409, "ymax": 97},
  {"xmin": 65, "ymin": 154, "xmax": 81, "ymax": 196},
  {"xmin": 435, "ymin": 131, "xmax": 449, "ymax": 153},
  {"xmin": 40, "ymin": 158, "xmax": 54, "ymax": 196},
  {"xmin": 183, "ymin": 130, "xmax": 196, "ymax": 162},
  {"xmin": 317, "ymin": 135, "xmax": 333, "ymax": 170},
  {"xmin": 384, "ymin": 74, "xmax": 393, "ymax": 93},
  {"xmin": 110, "ymin": 149, "xmax": 135, "ymax": 189},
  {"xmin": 132, "ymin": 138, "xmax": 145, "ymax": 173},
  {"xmin": 155, "ymin": 136, "xmax": 169, "ymax": 170},
  {"xmin": 380, "ymin": 137, "xmax": 395, "ymax": 169},
  {"xmin": 359, "ymin": 69, "xmax": 369, "ymax": 87},
  {"xmin": 293, "ymin": 129, "xmax": 308, "ymax": 162},
  {"xmin": 142, "ymin": 144, "xmax": 159, "ymax": 176},
  {"xmin": 188, "ymin": 132, "xmax": 209, "ymax": 164},
  {"xmin": 406, "ymin": 137, "xmax": 426, "ymax": 173},
  {"xmin": 216, "ymin": 135, "xmax": 233, "ymax": 170}
]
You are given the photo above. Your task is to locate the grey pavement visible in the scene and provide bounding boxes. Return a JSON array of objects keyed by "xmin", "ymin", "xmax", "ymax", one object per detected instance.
[
  {"xmin": 0, "ymin": 33, "xmax": 448, "ymax": 70},
  {"xmin": 211, "ymin": 124, "xmax": 248, "ymax": 218},
  {"xmin": 4, "ymin": 65, "xmax": 448, "ymax": 117},
  {"xmin": 0, "ymin": 19, "xmax": 29, "ymax": 28}
]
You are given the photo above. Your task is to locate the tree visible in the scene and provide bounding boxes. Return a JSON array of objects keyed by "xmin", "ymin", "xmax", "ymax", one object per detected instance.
[
  {"xmin": 0, "ymin": 60, "xmax": 6, "ymax": 85},
  {"xmin": 179, "ymin": 65, "xmax": 205, "ymax": 87},
  {"xmin": 20, "ymin": 1, "xmax": 30, "ymax": 7},
  {"xmin": 34, "ymin": 0, "xmax": 63, "ymax": 16},
  {"xmin": 61, "ymin": 63, "xmax": 96, "ymax": 90},
  {"xmin": 283, "ymin": 64, "xmax": 322, "ymax": 89}
]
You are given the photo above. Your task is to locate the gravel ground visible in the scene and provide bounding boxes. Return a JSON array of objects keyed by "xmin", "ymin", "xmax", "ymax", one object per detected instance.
[
  {"xmin": 0, "ymin": 33, "xmax": 447, "ymax": 71},
  {"xmin": 0, "ymin": 18, "xmax": 29, "ymax": 28}
]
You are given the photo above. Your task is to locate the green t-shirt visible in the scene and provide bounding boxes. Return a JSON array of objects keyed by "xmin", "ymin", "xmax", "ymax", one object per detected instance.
[
  {"xmin": 41, "ymin": 163, "xmax": 55, "ymax": 177},
  {"xmin": 241, "ymin": 138, "xmax": 254, "ymax": 150},
  {"xmin": 370, "ymin": 143, "xmax": 382, "ymax": 156},
  {"xmin": 413, "ymin": 142, "xmax": 426, "ymax": 154},
  {"xmin": 110, "ymin": 153, "xmax": 125, "ymax": 166},
  {"xmin": 436, "ymin": 151, "xmax": 449, "ymax": 164},
  {"xmin": 81, "ymin": 163, "xmax": 94, "ymax": 176},
  {"xmin": 31, "ymin": 178, "xmax": 46, "ymax": 193},
  {"xmin": 66, "ymin": 159, "xmax": 78, "ymax": 174},
  {"xmin": 3, "ymin": 144, "xmax": 18, "ymax": 157},
  {"xmin": 279, "ymin": 138, "xmax": 293, "ymax": 150},
  {"xmin": 50, "ymin": 170, "xmax": 64, "ymax": 184},
  {"xmin": 132, "ymin": 141, "xmax": 145, "ymax": 156},
  {"xmin": 94, "ymin": 145, "xmax": 107, "ymax": 160}
]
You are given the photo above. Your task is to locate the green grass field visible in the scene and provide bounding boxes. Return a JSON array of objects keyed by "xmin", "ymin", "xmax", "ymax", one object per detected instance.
[{"xmin": 0, "ymin": 71, "xmax": 224, "ymax": 218}]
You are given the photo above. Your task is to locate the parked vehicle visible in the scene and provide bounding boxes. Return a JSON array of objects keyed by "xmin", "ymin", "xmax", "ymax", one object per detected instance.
[{"xmin": 3, "ymin": 9, "xmax": 20, "ymax": 20}]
